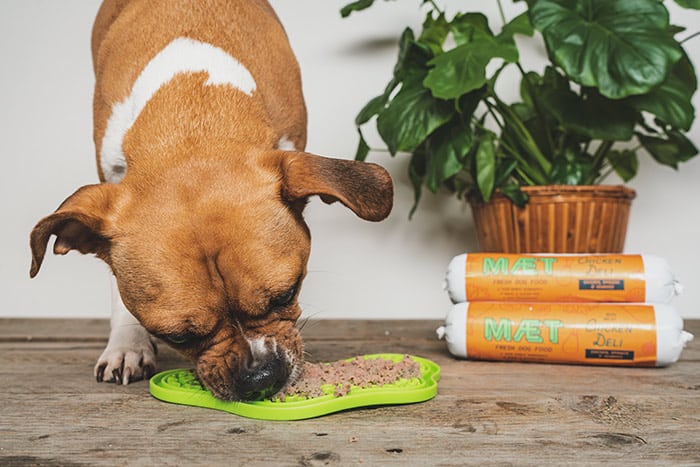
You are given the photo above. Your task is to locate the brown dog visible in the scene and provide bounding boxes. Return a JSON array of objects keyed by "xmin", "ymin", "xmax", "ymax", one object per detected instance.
[{"xmin": 29, "ymin": 0, "xmax": 392, "ymax": 401}]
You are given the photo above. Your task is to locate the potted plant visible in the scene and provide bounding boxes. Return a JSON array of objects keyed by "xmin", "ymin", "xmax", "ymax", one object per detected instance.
[{"xmin": 341, "ymin": 0, "xmax": 699, "ymax": 253}]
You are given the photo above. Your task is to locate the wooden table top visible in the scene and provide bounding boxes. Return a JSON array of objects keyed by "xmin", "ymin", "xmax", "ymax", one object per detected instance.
[{"xmin": 1, "ymin": 318, "xmax": 698, "ymax": 466}]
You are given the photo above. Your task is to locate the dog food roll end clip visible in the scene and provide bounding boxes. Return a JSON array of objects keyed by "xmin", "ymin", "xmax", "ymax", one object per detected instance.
[
  {"xmin": 444, "ymin": 253, "xmax": 683, "ymax": 304},
  {"xmin": 436, "ymin": 302, "xmax": 694, "ymax": 367}
]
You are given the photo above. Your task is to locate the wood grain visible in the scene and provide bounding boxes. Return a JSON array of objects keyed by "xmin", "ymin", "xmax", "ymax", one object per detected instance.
[{"xmin": 1, "ymin": 319, "xmax": 698, "ymax": 466}]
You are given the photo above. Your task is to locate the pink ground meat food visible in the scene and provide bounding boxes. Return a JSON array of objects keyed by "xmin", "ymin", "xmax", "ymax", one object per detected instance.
[{"xmin": 278, "ymin": 355, "xmax": 421, "ymax": 400}]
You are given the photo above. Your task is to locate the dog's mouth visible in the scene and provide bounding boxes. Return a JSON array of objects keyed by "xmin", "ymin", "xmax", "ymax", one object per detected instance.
[{"xmin": 196, "ymin": 343, "xmax": 300, "ymax": 402}]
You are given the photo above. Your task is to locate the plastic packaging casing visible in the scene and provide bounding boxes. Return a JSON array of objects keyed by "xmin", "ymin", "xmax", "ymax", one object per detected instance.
[
  {"xmin": 444, "ymin": 254, "xmax": 682, "ymax": 304},
  {"xmin": 437, "ymin": 302, "xmax": 694, "ymax": 367}
]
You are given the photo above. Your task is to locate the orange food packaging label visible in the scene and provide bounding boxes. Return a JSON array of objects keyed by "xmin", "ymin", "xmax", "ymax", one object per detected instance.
[
  {"xmin": 465, "ymin": 303, "xmax": 657, "ymax": 366},
  {"xmin": 465, "ymin": 254, "xmax": 646, "ymax": 302}
]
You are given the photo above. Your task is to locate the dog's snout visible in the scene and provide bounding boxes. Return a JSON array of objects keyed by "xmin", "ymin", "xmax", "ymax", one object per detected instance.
[{"xmin": 237, "ymin": 354, "xmax": 289, "ymax": 401}]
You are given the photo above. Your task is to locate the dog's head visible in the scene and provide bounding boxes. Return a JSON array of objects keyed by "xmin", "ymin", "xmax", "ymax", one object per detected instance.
[{"xmin": 29, "ymin": 150, "xmax": 392, "ymax": 400}]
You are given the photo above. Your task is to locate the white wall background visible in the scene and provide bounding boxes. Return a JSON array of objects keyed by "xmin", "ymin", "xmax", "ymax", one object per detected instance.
[{"xmin": 1, "ymin": 0, "xmax": 699, "ymax": 320}]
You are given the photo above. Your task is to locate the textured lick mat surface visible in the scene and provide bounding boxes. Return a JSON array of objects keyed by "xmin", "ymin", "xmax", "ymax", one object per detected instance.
[{"xmin": 149, "ymin": 353, "xmax": 440, "ymax": 420}]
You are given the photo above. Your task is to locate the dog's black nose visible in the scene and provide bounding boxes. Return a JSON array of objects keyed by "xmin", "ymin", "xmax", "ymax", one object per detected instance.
[{"xmin": 236, "ymin": 355, "xmax": 289, "ymax": 401}]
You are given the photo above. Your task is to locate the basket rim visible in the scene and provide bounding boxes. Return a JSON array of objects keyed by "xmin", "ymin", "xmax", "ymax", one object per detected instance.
[
  {"xmin": 470, "ymin": 184, "xmax": 636, "ymax": 203},
  {"xmin": 468, "ymin": 184, "xmax": 634, "ymax": 253}
]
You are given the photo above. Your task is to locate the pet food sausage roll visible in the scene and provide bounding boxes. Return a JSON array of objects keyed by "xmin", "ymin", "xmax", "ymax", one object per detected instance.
[
  {"xmin": 444, "ymin": 254, "xmax": 682, "ymax": 304},
  {"xmin": 436, "ymin": 302, "xmax": 694, "ymax": 367}
]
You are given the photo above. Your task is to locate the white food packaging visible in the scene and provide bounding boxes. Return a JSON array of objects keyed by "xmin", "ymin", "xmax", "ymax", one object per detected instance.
[
  {"xmin": 444, "ymin": 253, "xmax": 682, "ymax": 304},
  {"xmin": 436, "ymin": 302, "xmax": 693, "ymax": 367}
]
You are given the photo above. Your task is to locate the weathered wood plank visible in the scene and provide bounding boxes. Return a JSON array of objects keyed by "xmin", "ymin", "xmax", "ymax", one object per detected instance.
[
  {"xmin": 0, "ymin": 319, "xmax": 698, "ymax": 466},
  {"xmin": 2, "ymin": 391, "xmax": 698, "ymax": 465},
  {"xmin": 0, "ymin": 318, "xmax": 439, "ymax": 341},
  {"xmin": 0, "ymin": 318, "xmax": 110, "ymax": 341}
]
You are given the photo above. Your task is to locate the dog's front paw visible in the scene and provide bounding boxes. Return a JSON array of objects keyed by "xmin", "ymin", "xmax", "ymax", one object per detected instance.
[{"xmin": 95, "ymin": 330, "xmax": 158, "ymax": 385}]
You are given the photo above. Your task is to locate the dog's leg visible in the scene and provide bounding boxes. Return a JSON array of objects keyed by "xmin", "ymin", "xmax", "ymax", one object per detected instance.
[{"xmin": 94, "ymin": 274, "xmax": 157, "ymax": 385}]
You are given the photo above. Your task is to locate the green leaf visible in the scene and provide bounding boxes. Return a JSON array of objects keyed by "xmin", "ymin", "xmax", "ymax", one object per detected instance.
[
  {"xmin": 639, "ymin": 130, "xmax": 699, "ymax": 168},
  {"xmin": 529, "ymin": 0, "xmax": 683, "ymax": 99},
  {"xmin": 457, "ymin": 86, "xmax": 486, "ymax": 117},
  {"xmin": 628, "ymin": 76, "xmax": 694, "ymax": 132},
  {"xmin": 408, "ymin": 150, "xmax": 427, "ymax": 218},
  {"xmin": 371, "ymin": 27, "xmax": 447, "ymax": 155},
  {"xmin": 450, "ymin": 13, "xmax": 494, "ymax": 46},
  {"xmin": 673, "ymin": 50, "xmax": 698, "ymax": 92},
  {"xmin": 542, "ymin": 66, "xmax": 570, "ymax": 91},
  {"xmin": 340, "ymin": 0, "xmax": 375, "ymax": 18},
  {"xmin": 673, "ymin": 0, "xmax": 700, "ymax": 9},
  {"xmin": 354, "ymin": 129, "xmax": 370, "ymax": 162},
  {"xmin": 424, "ymin": 37, "xmax": 518, "ymax": 99},
  {"xmin": 491, "ymin": 96, "xmax": 551, "ymax": 181},
  {"xmin": 424, "ymin": 121, "xmax": 474, "ymax": 192},
  {"xmin": 627, "ymin": 54, "xmax": 696, "ymax": 131},
  {"xmin": 355, "ymin": 27, "xmax": 432, "ymax": 129},
  {"xmin": 499, "ymin": 183, "xmax": 528, "ymax": 207},
  {"xmin": 538, "ymin": 87, "xmax": 637, "ymax": 141},
  {"xmin": 519, "ymin": 66, "xmax": 569, "ymax": 109},
  {"xmin": 393, "ymin": 28, "xmax": 433, "ymax": 84},
  {"xmin": 355, "ymin": 93, "xmax": 389, "ymax": 126},
  {"xmin": 475, "ymin": 132, "xmax": 497, "ymax": 201},
  {"xmin": 669, "ymin": 24, "xmax": 687, "ymax": 36},
  {"xmin": 495, "ymin": 159, "xmax": 519, "ymax": 186},
  {"xmin": 500, "ymin": 12, "xmax": 535, "ymax": 40},
  {"xmin": 519, "ymin": 72, "xmax": 541, "ymax": 109},
  {"xmin": 607, "ymin": 149, "xmax": 639, "ymax": 182},
  {"xmin": 549, "ymin": 148, "xmax": 593, "ymax": 184},
  {"xmin": 437, "ymin": 12, "xmax": 519, "ymax": 99},
  {"xmin": 376, "ymin": 80, "xmax": 454, "ymax": 154},
  {"xmin": 418, "ymin": 12, "xmax": 449, "ymax": 55}
]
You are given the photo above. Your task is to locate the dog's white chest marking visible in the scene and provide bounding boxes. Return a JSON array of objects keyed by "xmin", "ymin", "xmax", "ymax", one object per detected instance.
[{"xmin": 101, "ymin": 37, "xmax": 257, "ymax": 183}]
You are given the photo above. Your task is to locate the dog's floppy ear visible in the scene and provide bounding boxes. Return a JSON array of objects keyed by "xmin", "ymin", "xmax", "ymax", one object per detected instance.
[
  {"xmin": 279, "ymin": 151, "xmax": 393, "ymax": 221},
  {"xmin": 30, "ymin": 183, "xmax": 122, "ymax": 277}
]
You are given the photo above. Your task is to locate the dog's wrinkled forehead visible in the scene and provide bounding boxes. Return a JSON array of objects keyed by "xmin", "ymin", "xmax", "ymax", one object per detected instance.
[{"xmin": 110, "ymin": 195, "xmax": 309, "ymax": 319}]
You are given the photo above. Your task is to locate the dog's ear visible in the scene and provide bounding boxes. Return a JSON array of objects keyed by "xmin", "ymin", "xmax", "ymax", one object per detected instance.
[
  {"xmin": 278, "ymin": 151, "xmax": 393, "ymax": 221},
  {"xmin": 30, "ymin": 183, "xmax": 122, "ymax": 278}
]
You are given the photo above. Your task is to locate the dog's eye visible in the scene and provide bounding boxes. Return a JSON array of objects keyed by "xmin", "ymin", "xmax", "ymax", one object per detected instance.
[
  {"xmin": 270, "ymin": 283, "xmax": 299, "ymax": 309},
  {"xmin": 159, "ymin": 331, "xmax": 196, "ymax": 346},
  {"xmin": 167, "ymin": 334, "xmax": 189, "ymax": 345}
]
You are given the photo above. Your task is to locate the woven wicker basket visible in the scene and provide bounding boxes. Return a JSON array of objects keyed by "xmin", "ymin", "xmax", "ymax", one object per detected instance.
[{"xmin": 468, "ymin": 185, "xmax": 636, "ymax": 253}]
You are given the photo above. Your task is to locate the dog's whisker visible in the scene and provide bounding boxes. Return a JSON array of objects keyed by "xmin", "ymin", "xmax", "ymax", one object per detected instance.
[
  {"xmin": 296, "ymin": 315, "xmax": 313, "ymax": 332},
  {"xmin": 296, "ymin": 311, "xmax": 325, "ymax": 334},
  {"xmin": 304, "ymin": 269, "xmax": 333, "ymax": 275}
]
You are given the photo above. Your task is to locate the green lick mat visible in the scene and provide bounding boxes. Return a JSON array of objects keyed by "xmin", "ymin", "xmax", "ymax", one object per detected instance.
[{"xmin": 149, "ymin": 353, "xmax": 440, "ymax": 421}]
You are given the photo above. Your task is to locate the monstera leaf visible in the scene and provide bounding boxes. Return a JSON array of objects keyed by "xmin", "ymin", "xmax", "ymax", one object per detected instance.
[
  {"xmin": 475, "ymin": 131, "xmax": 497, "ymax": 200},
  {"xmin": 376, "ymin": 80, "xmax": 454, "ymax": 154},
  {"xmin": 340, "ymin": 0, "xmax": 375, "ymax": 17},
  {"xmin": 424, "ymin": 13, "xmax": 518, "ymax": 100},
  {"xmin": 424, "ymin": 121, "xmax": 474, "ymax": 193},
  {"xmin": 626, "ymin": 54, "xmax": 697, "ymax": 131},
  {"xmin": 342, "ymin": 0, "xmax": 698, "ymax": 215},
  {"xmin": 529, "ymin": 0, "xmax": 683, "ymax": 99},
  {"xmin": 673, "ymin": 0, "xmax": 700, "ymax": 8}
]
